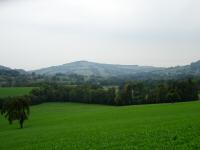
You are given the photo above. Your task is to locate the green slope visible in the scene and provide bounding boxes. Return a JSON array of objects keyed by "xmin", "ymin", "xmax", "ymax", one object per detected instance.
[
  {"xmin": 0, "ymin": 87, "xmax": 33, "ymax": 98},
  {"xmin": 0, "ymin": 101, "xmax": 200, "ymax": 150}
]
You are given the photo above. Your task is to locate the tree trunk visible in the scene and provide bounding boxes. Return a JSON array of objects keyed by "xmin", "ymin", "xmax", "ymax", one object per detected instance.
[{"xmin": 20, "ymin": 119, "xmax": 24, "ymax": 129}]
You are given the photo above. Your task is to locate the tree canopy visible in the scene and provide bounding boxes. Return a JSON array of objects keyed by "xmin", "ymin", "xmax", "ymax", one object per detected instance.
[{"xmin": 1, "ymin": 96, "xmax": 30, "ymax": 128}]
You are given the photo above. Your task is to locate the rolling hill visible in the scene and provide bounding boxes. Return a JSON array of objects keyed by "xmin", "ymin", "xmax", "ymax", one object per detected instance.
[
  {"xmin": 32, "ymin": 61, "xmax": 163, "ymax": 77},
  {"xmin": 149, "ymin": 60, "xmax": 200, "ymax": 77},
  {"xmin": 0, "ymin": 65, "xmax": 11, "ymax": 70},
  {"xmin": 1, "ymin": 60, "xmax": 200, "ymax": 79},
  {"xmin": 32, "ymin": 60, "xmax": 200, "ymax": 78}
]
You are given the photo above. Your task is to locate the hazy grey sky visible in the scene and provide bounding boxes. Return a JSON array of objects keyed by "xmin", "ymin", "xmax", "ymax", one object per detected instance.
[{"xmin": 0, "ymin": 0, "xmax": 200, "ymax": 70}]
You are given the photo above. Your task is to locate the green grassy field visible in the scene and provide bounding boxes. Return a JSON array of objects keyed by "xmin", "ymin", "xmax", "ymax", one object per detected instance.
[
  {"xmin": 0, "ymin": 101, "xmax": 200, "ymax": 150},
  {"xmin": 0, "ymin": 87, "xmax": 33, "ymax": 98}
]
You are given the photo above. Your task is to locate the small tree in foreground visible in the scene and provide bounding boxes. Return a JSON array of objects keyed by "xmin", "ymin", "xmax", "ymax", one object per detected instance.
[{"xmin": 1, "ymin": 96, "xmax": 30, "ymax": 129}]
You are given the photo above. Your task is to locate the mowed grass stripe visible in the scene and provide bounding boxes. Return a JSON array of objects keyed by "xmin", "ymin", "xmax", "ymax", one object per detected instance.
[
  {"xmin": 0, "ymin": 101, "xmax": 200, "ymax": 150},
  {"xmin": 0, "ymin": 87, "xmax": 33, "ymax": 98}
]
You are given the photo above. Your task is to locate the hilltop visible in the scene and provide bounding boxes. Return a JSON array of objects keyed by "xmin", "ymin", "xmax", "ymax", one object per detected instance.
[{"xmin": 32, "ymin": 60, "xmax": 163, "ymax": 77}]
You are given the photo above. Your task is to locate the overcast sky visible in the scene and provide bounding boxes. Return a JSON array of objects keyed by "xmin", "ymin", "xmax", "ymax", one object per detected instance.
[{"xmin": 0, "ymin": 0, "xmax": 200, "ymax": 70}]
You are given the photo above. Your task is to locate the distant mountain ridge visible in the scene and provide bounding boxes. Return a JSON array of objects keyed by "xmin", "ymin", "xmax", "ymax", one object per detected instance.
[
  {"xmin": 0, "ymin": 65, "xmax": 26, "ymax": 76},
  {"xmin": 32, "ymin": 61, "xmax": 164, "ymax": 77},
  {"xmin": 153, "ymin": 60, "xmax": 200, "ymax": 76},
  {"xmin": 0, "ymin": 65, "xmax": 11, "ymax": 70},
  {"xmin": 1, "ymin": 60, "xmax": 200, "ymax": 79}
]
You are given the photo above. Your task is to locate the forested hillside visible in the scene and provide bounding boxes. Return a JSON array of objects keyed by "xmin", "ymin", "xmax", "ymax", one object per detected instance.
[{"xmin": 1, "ymin": 60, "xmax": 200, "ymax": 87}]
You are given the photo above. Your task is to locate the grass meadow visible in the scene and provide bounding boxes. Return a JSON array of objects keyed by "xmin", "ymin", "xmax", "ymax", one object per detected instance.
[
  {"xmin": 0, "ymin": 87, "xmax": 33, "ymax": 98},
  {"xmin": 0, "ymin": 101, "xmax": 200, "ymax": 150}
]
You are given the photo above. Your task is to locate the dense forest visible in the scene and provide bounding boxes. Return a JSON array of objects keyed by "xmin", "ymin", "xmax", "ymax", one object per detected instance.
[{"xmin": 1, "ymin": 78, "xmax": 199, "ymax": 108}]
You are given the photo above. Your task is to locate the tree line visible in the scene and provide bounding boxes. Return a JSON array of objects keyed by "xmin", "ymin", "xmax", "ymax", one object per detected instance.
[
  {"xmin": 0, "ymin": 78, "xmax": 199, "ymax": 128},
  {"xmin": 115, "ymin": 78, "xmax": 199, "ymax": 105},
  {"xmin": 0, "ymin": 78, "xmax": 199, "ymax": 108},
  {"xmin": 1, "ymin": 78, "xmax": 197, "ymax": 107}
]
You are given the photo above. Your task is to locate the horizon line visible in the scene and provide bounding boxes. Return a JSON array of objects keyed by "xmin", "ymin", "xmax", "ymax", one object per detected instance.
[{"xmin": 1, "ymin": 59, "xmax": 200, "ymax": 71}]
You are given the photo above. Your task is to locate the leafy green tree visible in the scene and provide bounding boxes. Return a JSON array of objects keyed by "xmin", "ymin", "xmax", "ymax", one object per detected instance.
[
  {"xmin": 115, "ymin": 89, "xmax": 123, "ymax": 106},
  {"xmin": 123, "ymin": 83, "xmax": 132, "ymax": 105},
  {"xmin": 131, "ymin": 82, "xmax": 146, "ymax": 104},
  {"xmin": 1, "ymin": 96, "xmax": 30, "ymax": 128},
  {"xmin": 107, "ymin": 88, "xmax": 116, "ymax": 105},
  {"xmin": 167, "ymin": 90, "xmax": 181, "ymax": 103}
]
